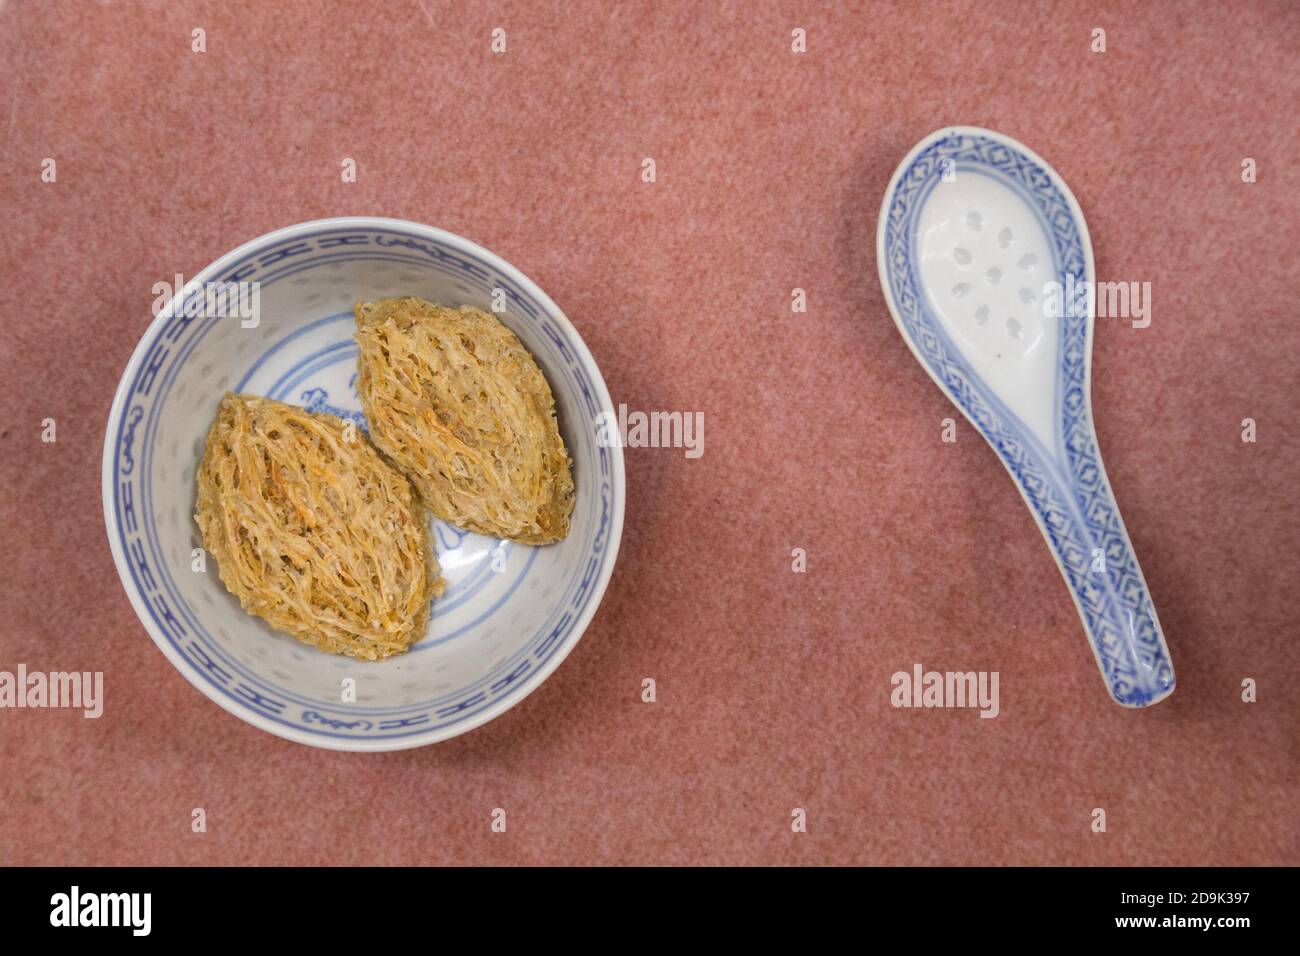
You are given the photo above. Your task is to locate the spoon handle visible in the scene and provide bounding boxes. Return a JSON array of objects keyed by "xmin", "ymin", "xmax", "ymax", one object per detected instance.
[{"xmin": 1025, "ymin": 420, "xmax": 1175, "ymax": 707}]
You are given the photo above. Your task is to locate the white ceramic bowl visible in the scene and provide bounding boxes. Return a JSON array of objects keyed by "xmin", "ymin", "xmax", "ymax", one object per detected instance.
[{"xmin": 102, "ymin": 217, "xmax": 624, "ymax": 750}]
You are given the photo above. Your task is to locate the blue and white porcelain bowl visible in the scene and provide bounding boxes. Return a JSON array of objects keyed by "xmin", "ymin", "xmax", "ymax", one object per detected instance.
[{"xmin": 102, "ymin": 217, "xmax": 625, "ymax": 750}]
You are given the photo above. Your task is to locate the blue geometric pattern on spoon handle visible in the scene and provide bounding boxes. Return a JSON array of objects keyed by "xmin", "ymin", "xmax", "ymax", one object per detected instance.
[{"xmin": 877, "ymin": 128, "xmax": 1175, "ymax": 707}]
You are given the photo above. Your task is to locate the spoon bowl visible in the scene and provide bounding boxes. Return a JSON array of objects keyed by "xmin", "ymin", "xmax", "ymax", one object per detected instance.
[{"xmin": 877, "ymin": 127, "xmax": 1175, "ymax": 707}]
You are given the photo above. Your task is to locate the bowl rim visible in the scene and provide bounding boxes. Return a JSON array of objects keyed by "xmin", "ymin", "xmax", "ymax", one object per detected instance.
[{"xmin": 100, "ymin": 215, "xmax": 626, "ymax": 751}]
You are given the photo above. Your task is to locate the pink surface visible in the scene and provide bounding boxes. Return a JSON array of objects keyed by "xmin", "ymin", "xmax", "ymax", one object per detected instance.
[{"xmin": 1, "ymin": 1, "xmax": 1297, "ymax": 866}]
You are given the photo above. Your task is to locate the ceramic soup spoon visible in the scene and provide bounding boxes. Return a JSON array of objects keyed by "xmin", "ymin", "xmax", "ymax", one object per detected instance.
[{"xmin": 876, "ymin": 126, "xmax": 1174, "ymax": 707}]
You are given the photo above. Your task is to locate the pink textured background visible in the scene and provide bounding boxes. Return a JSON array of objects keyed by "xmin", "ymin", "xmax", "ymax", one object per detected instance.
[{"xmin": 1, "ymin": 1, "xmax": 1296, "ymax": 866}]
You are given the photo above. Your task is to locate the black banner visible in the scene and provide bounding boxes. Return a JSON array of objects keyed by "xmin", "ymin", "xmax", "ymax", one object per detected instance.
[{"xmin": 0, "ymin": 866, "xmax": 1286, "ymax": 941}]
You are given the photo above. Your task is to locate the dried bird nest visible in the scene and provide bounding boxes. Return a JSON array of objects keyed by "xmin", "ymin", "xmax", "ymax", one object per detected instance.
[
  {"xmin": 194, "ymin": 393, "xmax": 443, "ymax": 661},
  {"xmin": 354, "ymin": 298, "xmax": 575, "ymax": 544}
]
